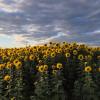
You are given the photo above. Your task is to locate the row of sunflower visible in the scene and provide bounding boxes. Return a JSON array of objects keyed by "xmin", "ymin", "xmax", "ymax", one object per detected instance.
[{"xmin": 0, "ymin": 42, "xmax": 100, "ymax": 100}]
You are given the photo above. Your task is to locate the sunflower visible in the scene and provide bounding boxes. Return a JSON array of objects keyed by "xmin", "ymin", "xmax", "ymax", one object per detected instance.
[
  {"xmin": 11, "ymin": 97, "xmax": 16, "ymax": 100},
  {"xmin": 84, "ymin": 66, "xmax": 92, "ymax": 72},
  {"xmin": 52, "ymin": 70, "xmax": 57, "ymax": 75},
  {"xmin": 45, "ymin": 51, "xmax": 50, "ymax": 55},
  {"xmin": 63, "ymin": 41, "xmax": 67, "ymax": 44},
  {"xmin": 29, "ymin": 54, "xmax": 35, "ymax": 60},
  {"xmin": 49, "ymin": 42, "xmax": 53, "ymax": 45},
  {"xmin": 24, "ymin": 56, "xmax": 28, "ymax": 61},
  {"xmin": 6, "ymin": 62, "xmax": 13, "ymax": 69},
  {"xmin": 73, "ymin": 50, "xmax": 78, "ymax": 55},
  {"xmin": 43, "ymin": 65, "xmax": 48, "ymax": 71},
  {"xmin": 43, "ymin": 54, "xmax": 48, "ymax": 59},
  {"xmin": 44, "ymin": 44, "xmax": 47, "ymax": 46},
  {"xmin": 57, "ymin": 49, "xmax": 62, "ymax": 53},
  {"xmin": 56, "ymin": 63, "xmax": 63, "ymax": 69},
  {"xmin": 0, "ymin": 64, "xmax": 5, "ymax": 70},
  {"xmin": 7, "ymin": 52, "xmax": 11, "ymax": 56},
  {"xmin": 86, "ymin": 55, "xmax": 92, "ymax": 61},
  {"xmin": 51, "ymin": 52, "xmax": 56, "ymax": 58},
  {"xmin": 4, "ymin": 75, "xmax": 11, "ymax": 81},
  {"xmin": 13, "ymin": 59, "xmax": 19, "ymax": 65},
  {"xmin": 15, "ymin": 61, "xmax": 22, "ymax": 70},
  {"xmin": 98, "ymin": 67, "xmax": 100, "ymax": 72},
  {"xmin": 38, "ymin": 65, "xmax": 44, "ymax": 73},
  {"xmin": 78, "ymin": 54, "xmax": 84, "ymax": 60},
  {"xmin": 56, "ymin": 43, "xmax": 59, "ymax": 47},
  {"xmin": 65, "ymin": 52, "xmax": 70, "ymax": 58}
]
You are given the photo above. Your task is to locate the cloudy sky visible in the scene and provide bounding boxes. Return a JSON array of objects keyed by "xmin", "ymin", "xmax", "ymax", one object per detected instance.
[{"xmin": 0, "ymin": 0, "xmax": 100, "ymax": 47}]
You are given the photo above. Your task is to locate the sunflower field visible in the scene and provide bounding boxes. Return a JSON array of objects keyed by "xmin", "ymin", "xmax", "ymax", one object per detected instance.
[{"xmin": 0, "ymin": 42, "xmax": 100, "ymax": 100}]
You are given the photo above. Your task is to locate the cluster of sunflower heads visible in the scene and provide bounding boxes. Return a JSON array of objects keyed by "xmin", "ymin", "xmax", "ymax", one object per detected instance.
[
  {"xmin": 36, "ymin": 63, "xmax": 63, "ymax": 74},
  {"xmin": 0, "ymin": 42, "xmax": 99, "ymax": 100}
]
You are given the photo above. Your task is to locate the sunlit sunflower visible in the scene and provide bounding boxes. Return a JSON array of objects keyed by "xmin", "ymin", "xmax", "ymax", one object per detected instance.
[
  {"xmin": 65, "ymin": 53, "xmax": 70, "ymax": 58},
  {"xmin": 51, "ymin": 52, "xmax": 56, "ymax": 58},
  {"xmin": 7, "ymin": 52, "xmax": 12, "ymax": 56},
  {"xmin": 78, "ymin": 54, "xmax": 84, "ymax": 60},
  {"xmin": 6, "ymin": 62, "xmax": 13, "ymax": 69},
  {"xmin": 73, "ymin": 50, "xmax": 78, "ymax": 55},
  {"xmin": 63, "ymin": 41, "xmax": 67, "ymax": 44},
  {"xmin": 45, "ymin": 51, "xmax": 50, "ymax": 55},
  {"xmin": 0, "ymin": 64, "xmax": 5, "ymax": 70},
  {"xmin": 43, "ymin": 65, "xmax": 48, "ymax": 71},
  {"xmin": 13, "ymin": 59, "xmax": 19, "ymax": 65},
  {"xmin": 2, "ymin": 55, "xmax": 7, "ymax": 61},
  {"xmin": 4, "ymin": 75, "xmax": 11, "ymax": 81},
  {"xmin": 86, "ymin": 55, "xmax": 92, "ymax": 61},
  {"xmin": 57, "ymin": 49, "xmax": 62, "ymax": 53},
  {"xmin": 56, "ymin": 63, "xmax": 63, "ymax": 69},
  {"xmin": 11, "ymin": 97, "xmax": 16, "ymax": 100},
  {"xmin": 38, "ymin": 65, "xmax": 44, "ymax": 73},
  {"xmin": 24, "ymin": 56, "xmax": 28, "ymax": 61},
  {"xmin": 84, "ymin": 66, "xmax": 92, "ymax": 72},
  {"xmin": 49, "ymin": 42, "xmax": 53, "ymax": 45},
  {"xmin": 44, "ymin": 44, "xmax": 47, "ymax": 47},
  {"xmin": 15, "ymin": 61, "xmax": 22, "ymax": 70},
  {"xmin": 29, "ymin": 54, "xmax": 35, "ymax": 60},
  {"xmin": 43, "ymin": 54, "xmax": 48, "ymax": 59}
]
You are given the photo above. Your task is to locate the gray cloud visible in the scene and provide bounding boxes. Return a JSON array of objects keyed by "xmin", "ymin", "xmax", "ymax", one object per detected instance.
[{"xmin": 0, "ymin": 0, "xmax": 100, "ymax": 46}]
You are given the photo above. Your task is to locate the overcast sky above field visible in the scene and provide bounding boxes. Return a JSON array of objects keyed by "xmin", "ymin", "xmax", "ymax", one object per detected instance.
[{"xmin": 0, "ymin": 0, "xmax": 100, "ymax": 47}]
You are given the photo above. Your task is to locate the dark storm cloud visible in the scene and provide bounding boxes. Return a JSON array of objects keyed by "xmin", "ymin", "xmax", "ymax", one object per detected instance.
[{"xmin": 0, "ymin": 0, "xmax": 100, "ymax": 46}]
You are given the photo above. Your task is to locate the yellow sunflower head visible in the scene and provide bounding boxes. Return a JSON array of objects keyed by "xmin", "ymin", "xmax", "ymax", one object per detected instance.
[
  {"xmin": 15, "ymin": 61, "xmax": 22, "ymax": 70},
  {"xmin": 73, "ymin": 50, "xmax": 78, "ymax": 55},
  {"xmin": 97, "ymin": 56, "xmax": 100, "ymax": 60},
  {"xmin": 63, "ymin": 41, "xmax": 67, "ymax": 45},
  {"xmin": 57, "ymin": 49, "xmax": 62, "ymax": 53},
  {"xmin": 43, "ymin": 65, "xmax": 48, "ymax": 71},
  {"xmin": 11, "ymin": 97, "xmax": 16, "ymax": 100},
  {"xmin": 78, "ymin": 54, "xmax": 84, "ymax": 60},
  {"xmin": 13, "ymin": 59, "xmax": 19, "ymax": 65},
  {"xmin": 65, "ymin": 52, "xmax": 71, "ymax": 58},
  {"xmin": 52, "ymin": 70, "xmax": 58, "ymax": 75},
  {"xmin": 4, "ymin": 75, "xmax": 11, "ymax": 81},
  {"xmin": 0, "ymin": 64, "xmax": 5, "ymax": 70},
  {"xmin": 85, "ymin": 55, "xmax": 92, "ymax": 61},
  {"xmin": 38, "ymin": 65, "xmax": 45, "ymax": 73},
  {"xmin": 49, "ymin": 42, "xmax": 53, "ymax": 45},
  {"xmin": 98, "ymin": 67, "xmax": 100, "ymax": 72},
  {"xmin": 51, "ymin": 52, "xmax": 56, "ymax": 58},
  {"xmin": 24, "ymin": 56, "xmax": 28, "ymax": 61},
  {"xmin": 44, "ymin": 44, "xmax": 47, "ymax": 47},
  {"xmin": 84, "ymin": 66, "xmax": 92, "ymax": 72},
  {"xmin": 29, "ymin": 54, "xmax": 35, "ymax": 61},
  {"xmin": 56, "ymin": 63, "xmax": 63, "ymax": 69},
  {"xmin": 6, "ymin": 62, "xmax": 13, "ymax": 69}
]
